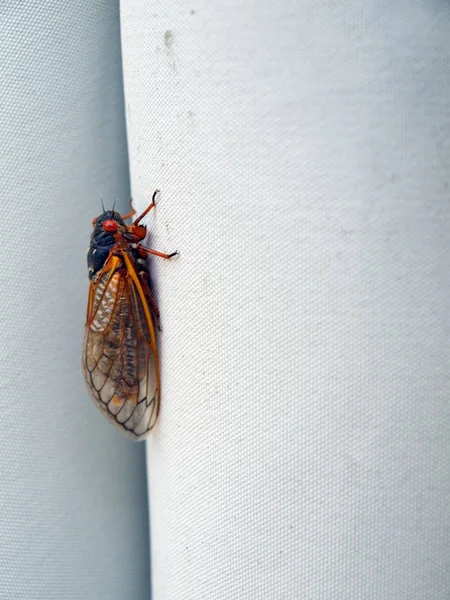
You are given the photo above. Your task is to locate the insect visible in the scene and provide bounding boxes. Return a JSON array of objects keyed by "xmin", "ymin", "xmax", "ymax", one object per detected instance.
[{"xmin": 82, "ymin": 190, "xmax": 177, "ymax": 440}]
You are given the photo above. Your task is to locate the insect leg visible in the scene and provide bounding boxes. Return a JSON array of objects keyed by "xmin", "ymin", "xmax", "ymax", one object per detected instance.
[
  {"xmin": 137, "ymin": 245, "xmax": 178, "ymax": 260},
  {"xmin": 133, "ymin": 189, "xmax": 160, "ymax": 225},
  {"xmin": 122, "ymin": 200, "xmax": 136, "ymax": 220}
]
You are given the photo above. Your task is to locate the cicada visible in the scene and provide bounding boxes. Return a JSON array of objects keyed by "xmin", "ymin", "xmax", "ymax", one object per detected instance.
[{"xmin": 82, "ymin": 191, "xmax": 176, "ymax": 440}]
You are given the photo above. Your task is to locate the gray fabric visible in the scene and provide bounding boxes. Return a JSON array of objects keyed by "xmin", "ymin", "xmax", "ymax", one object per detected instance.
[
  {"xmin": 121, "ymin": 1, "xmax": 450, "ymax": 598},
  {"xmin": 0, "ymin": 2, "xmax": 149, "ymax": 599}
]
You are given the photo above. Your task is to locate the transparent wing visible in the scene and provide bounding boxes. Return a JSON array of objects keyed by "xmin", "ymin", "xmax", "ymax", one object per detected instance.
[{"xmin": 82, "ymin": 253, "xmax": 160, "ymax": 440}]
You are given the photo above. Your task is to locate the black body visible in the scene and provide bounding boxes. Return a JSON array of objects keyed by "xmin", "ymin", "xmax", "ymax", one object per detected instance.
[{"xmin": 87, "ymin": 211, "xmax": 126, "ymax": 280}]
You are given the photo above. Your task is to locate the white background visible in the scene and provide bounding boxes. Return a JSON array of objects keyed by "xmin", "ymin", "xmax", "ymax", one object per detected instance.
[{"xmin": 121, "ymin": 1, "xmax": 450, "ymax": 599}]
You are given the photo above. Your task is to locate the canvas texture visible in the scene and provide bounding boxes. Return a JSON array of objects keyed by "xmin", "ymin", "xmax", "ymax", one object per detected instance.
[
  {"xmin": 120, "ymin": 1, "xmax": 450, "ymax": 599},
  {"xmin": 0, "ymin": 2, "xmax": 150, "ymax": 599},
  {"xmin": 2, "ymin": 1, "xmax": 450, "ymax": 599}
]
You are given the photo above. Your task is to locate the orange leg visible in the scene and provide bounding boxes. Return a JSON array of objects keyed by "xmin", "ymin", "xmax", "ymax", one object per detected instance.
[
  {"xmin": 133, "ymin": 189, "xmax": 159, "ymax": 225},
  {"xmin": 122, "ymin": 208, "xmax": 136, "ymax": 220},
  {"xmin": 121, "ymin": 198, "xmax": 136, "ymax": 220},
  {"xmin": 137, "ymin": 245, "xmax": 178, "ymax": 260}
]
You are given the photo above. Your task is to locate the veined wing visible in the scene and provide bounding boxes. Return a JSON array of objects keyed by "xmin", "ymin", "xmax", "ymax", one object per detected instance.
[{"xmin": 82, "ymin": 252, "xmax": 160, "ymax": 440}]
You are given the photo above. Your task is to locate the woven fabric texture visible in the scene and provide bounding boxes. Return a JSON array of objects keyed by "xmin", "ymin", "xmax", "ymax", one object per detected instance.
[
  {"xmin": 0, "ymin": 2, "xmax": 150, "ymax": 599},
  {"xmin": 121, "ymin": 1, "xmax": 450, "ymax": 599}
]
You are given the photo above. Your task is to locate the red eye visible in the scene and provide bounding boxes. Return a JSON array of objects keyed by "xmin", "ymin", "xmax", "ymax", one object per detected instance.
[
  {"xmin": 103, "ymin": 220, "xmax": 118, "ymax": 233},
  {"xmin": 92, "ymin": 217, "xmax": 97, "ymax": 226}
]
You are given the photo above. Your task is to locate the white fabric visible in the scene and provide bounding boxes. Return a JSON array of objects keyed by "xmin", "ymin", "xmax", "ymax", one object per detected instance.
[
  {"xmin": 0, "ymin": 2, "xmax": 150, "ymax": 599},
  {"xmin": 121, "ymin": 1, "xmax": 450, "ymax": 599}
]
